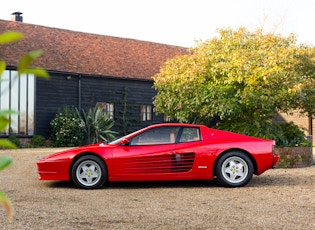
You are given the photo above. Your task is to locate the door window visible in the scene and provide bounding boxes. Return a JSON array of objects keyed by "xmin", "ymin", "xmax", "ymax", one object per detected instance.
[{"xmin": 130, "ymin": 126, "xmax": 180, "ymax": 145}]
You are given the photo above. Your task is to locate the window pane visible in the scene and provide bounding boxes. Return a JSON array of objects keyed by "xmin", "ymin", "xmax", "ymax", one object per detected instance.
[
  {"xmin": 19, "ymin": 74, "xmax": 27, "ymax": 135},
  {"xmin": 0, "ymin": 71, "xmax": 10, "ymax": 134},
  {"xmin": 96, "ymin": 102, "xmax": 114, "ymax": 119},
  {"xmin": 140, "ymin": 105, "xmax": 146, "ymax": 121},
  {"xmin": 10, "ymin": 73, "xmax": 19, "ymax": 134},
  {"xmin": 180, "ymin": 127, "xmax": 201, "ymax": 142},
  {"xmin": 130, "ymin": 127, "xmax": 180, "ymax": 145},
  {"xmin": 27, "ymin": 74, "xmax": 35, "ymax": 135},
  {"xmin": 146, "ymin": 105, "xmax": 152, "ymax": 121},
  {"xmin": 107, "ymin": 103, "xmax": 114, "ymax": 119}
]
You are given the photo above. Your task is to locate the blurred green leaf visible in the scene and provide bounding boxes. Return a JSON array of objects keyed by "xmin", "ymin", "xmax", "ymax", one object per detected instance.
[
  {"xmin": 0, "ymin": 117, "xmax": 9, "ymax": 131},
  {"xmin": 0, "ymin": 139, "xmax": 17, "ymax": 149},
  {"xmin": 0, "ymin": 61, "xmax": 6, "ymax": 75},
  {"xmin": 0, "ymin": 31, "xmax": 23, "ymax": 44},
  {"xmin": 22, "ymin": 68, "xmax": 49, "ymax": 79},
  {"xmin": 0, "ymin": 109, "xmax": 18, "ymax": 116},
  {"xmin": 0, "ymin": 110, "xmax": 18, "ymax": 131},
  {"xmin": 0, "ymin": 190, "xmax": 14, "ymax": 219},
  {"xmin": 18, "ymin": 50, "xmax": 43, "ymax": 72},
  {"xmin": 0, "ymin": 156, "xmax": 12, "ymax": 170}
]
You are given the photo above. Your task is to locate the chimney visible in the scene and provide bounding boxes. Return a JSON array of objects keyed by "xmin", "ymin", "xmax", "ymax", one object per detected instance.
[{"xmin": 11, "ymin": 12, "xmax": 23, "ymax": 22}]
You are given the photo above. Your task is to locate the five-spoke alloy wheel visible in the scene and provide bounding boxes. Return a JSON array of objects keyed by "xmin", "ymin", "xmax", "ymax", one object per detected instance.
[
  {"xmin": 71, "ymin": 155, "xmax": 107, "ymax": 189},
  {"xmin": 215, "ymin": 151, "xmax": 254, "ymax": 187}
]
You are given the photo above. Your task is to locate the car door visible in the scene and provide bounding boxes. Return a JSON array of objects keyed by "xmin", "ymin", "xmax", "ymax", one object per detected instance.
[
  {"xmin": 111, "ymin": 126, "xmax": 181, "ymax": 181},
  {"xmin": 170, "ymin": 126, "xmax": 212, "ymax": 179}
]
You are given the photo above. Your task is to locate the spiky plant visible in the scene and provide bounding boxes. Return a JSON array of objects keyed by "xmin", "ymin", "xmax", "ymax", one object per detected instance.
[{"xmin": 77, "ymin": 106, "xmax": 117, "ymax": 144}]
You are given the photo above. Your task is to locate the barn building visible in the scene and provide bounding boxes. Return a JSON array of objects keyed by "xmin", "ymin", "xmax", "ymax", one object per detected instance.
[{"xmin": 0, "ymin": 14, "xmax": 187, "ymax": 139}]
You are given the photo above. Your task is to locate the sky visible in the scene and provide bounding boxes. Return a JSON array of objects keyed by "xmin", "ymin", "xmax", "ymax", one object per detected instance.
[{"xmin": 1, "ymin": 0, "xmax": 314, "ymax": 48}]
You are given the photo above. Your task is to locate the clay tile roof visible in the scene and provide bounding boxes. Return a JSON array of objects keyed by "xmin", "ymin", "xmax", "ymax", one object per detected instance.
[{"xmin": 0, "ymin": 20, "xmax": 188, "ymax": 80}]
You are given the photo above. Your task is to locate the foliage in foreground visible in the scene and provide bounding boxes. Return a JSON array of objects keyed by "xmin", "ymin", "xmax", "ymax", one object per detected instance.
[
  {"xmin": 0, "ymin": 31, "xmax": 49, "ymax": 219},
  {"xmin": 0, "ymin": 156, "xmax": 13, "ymax": 219}
]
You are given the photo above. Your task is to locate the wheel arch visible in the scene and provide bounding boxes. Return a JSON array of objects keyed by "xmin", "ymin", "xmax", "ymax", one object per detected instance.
[
  {"xmin": 69, "ymin": 152, "xmax": 108, "ymax": 181},
  {"xmin": 213, "ymin": 148, "xmax": 258, "ymax": 176}
]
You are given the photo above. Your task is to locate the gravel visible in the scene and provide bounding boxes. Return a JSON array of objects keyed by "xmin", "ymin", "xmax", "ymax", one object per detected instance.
[{"xmin": 0, "ymin": 148, "xmax": 314, "ymax": 229}]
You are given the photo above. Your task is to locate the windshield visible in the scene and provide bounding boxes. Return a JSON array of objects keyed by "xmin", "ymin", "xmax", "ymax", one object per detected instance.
[{"xmin": 108, "ymin": 127, "xmax": 148, "ymax": 145}]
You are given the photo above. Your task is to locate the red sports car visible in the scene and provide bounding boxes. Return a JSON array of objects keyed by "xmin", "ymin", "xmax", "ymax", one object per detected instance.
[{"xmin": 37, "ymin": 123, "xmax": 279, "ymax": 189}]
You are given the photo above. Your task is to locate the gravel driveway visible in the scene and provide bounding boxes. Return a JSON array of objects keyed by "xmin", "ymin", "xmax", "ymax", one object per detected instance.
[{"xmin": 0, "ymin": 148, "xmax": 314, "ymax": 229}]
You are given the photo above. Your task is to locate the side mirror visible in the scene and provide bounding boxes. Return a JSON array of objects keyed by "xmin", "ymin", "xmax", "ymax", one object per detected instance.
[{"xmin": 121, "ymin": 138, "xmax": 129, "ymax": 146}]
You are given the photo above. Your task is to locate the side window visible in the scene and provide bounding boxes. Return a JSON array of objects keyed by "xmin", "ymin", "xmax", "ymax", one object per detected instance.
[
  {"xmin": 179, "ymin": 127, "xmax": 201, "ymax": 143},
  {"xmin": 130, "ymin": 127, "xmax": 180, "ymax": 145}
]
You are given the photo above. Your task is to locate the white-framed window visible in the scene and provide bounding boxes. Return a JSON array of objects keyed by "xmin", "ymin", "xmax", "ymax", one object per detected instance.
[
  {"xmin": 0, "ymin": 70, "xmax": 35, "ymax": 136},
  {"xmin": 140, "ymin": 105, "xmax": 152, "ymax": 121},
  {"xmin": 97, "ymin": 102, "xmax": 114, "ymax": 119}
]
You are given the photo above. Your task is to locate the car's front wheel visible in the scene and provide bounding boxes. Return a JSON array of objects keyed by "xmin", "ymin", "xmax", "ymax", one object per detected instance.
[
  {"xmin": 215, "ymin": 151, "xmax": 254, "ymax": 187},
  {"xmin": 71, "ymin": 155, "xmax": 107, "ymax": 189}
]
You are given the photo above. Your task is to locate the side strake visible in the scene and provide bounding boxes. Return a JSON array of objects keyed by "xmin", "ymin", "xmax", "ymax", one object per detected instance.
[{"xmin": 124, "ymin": 152, "xmax": 195, "ymax": 173}]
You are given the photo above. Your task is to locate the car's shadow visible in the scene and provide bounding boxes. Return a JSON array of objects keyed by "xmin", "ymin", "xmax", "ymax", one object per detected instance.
[
  {"xmin": 47, "ymin": 179, "xmax": 220, "ymax": 189},
  {"xmin": 46, "ymin": 170, "xmax": 312, "ymax": 189},
  {"xmin": 107, "ymin": 180, "xmax": 220, "ymax": 189}
]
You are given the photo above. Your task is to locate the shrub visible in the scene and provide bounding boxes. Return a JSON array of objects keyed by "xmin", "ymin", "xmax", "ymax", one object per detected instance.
[
  {"xmin": 274, "ymin": 122, "xmax": 311, "ymax": 147},
  {"xmin": 218, "ymin": 119, "xmax": 310, "ymax": 147},
  {"xmin": 31, "ymin": 135, "xmax": 46, "ymax": 147},
  {"xmin": 50, "ymin": 107, "xmax": 83, "ymax": 147}
]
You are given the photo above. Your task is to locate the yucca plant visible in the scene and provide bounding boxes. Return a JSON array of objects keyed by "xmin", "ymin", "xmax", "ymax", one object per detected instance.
[{"xmin": 77, "ymin": 106, "xmax": 117, "ymax": 145}]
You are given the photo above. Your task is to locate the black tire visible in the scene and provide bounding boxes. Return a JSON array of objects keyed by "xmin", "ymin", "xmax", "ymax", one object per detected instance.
[
  {"xmin": 71, "ymin": 155, "xmax": 107, "ymax": 189},
  {"xmin": 215, "ymin": 151, "xmax": 254, "ymax": 187}
]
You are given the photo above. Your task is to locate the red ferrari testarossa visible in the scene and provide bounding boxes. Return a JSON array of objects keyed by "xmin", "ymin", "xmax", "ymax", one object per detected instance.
[{"xmin": 37, "ymin": 123, "xmax": 279, "ymax": 189}]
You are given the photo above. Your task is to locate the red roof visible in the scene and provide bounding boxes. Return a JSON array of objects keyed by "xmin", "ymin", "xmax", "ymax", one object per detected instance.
[{"xmin": 0, "ymin": 20, "xmax": 188, "ymax": 80}]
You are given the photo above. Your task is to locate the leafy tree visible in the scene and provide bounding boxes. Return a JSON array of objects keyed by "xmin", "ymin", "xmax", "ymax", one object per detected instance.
[
  {"xmin": 77, "ymin": 105, "xmax": 117, "ymax": 144},
  {"xmin": 153, "ymin": 27, "xmax": 315, "ymax": 138},
  {"xmin": 292, "ymin": 46, "xmax": 315, "ymax": 116},
  {"xmin": 0, "ymin": 31, "xmax": 48, "ymax": 219}
]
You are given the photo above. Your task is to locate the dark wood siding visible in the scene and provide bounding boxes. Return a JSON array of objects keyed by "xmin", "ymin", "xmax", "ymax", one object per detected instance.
[
  {"xmin": 36, "ymin": 73, "xmax": 79, "ymax": 138},
  {"xmin": 36, "ymin": 73, "xmax": 164, "ymax": 138}
]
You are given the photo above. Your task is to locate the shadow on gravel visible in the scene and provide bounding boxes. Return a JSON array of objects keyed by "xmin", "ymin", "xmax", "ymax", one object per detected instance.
[
  {"xmin": 47, "ymin": 181, "xmax": 76, "ymax": 189},
  {"xmin": 47, "ymin": 179, "xmax": 220, "ymax": 189},
  {"xmin": 249, "ymin": 172, "xmax": 315, "ymax": 188},
  {"xmin": 45, "ymin": 166, "xmax": 315, "ymax": 189},
  {"xmin": 106, "ymin": 180, "xmax": 220, "ymax": 189}
]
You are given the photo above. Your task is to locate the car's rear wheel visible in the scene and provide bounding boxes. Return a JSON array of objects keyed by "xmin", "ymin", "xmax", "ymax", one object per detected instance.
[
  {"xmin": 215, "ymin": 151, "xmax": 254, "ymax": 187},
  {"xmin": 71, "ymin": 155, "xmax": 107, "ymax": 189}
]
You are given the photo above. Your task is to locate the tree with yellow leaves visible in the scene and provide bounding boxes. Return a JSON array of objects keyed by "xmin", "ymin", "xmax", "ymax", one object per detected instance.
[{"xmin": 153, "ymin": 27, "xmax": 315, "ymax": 140}]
